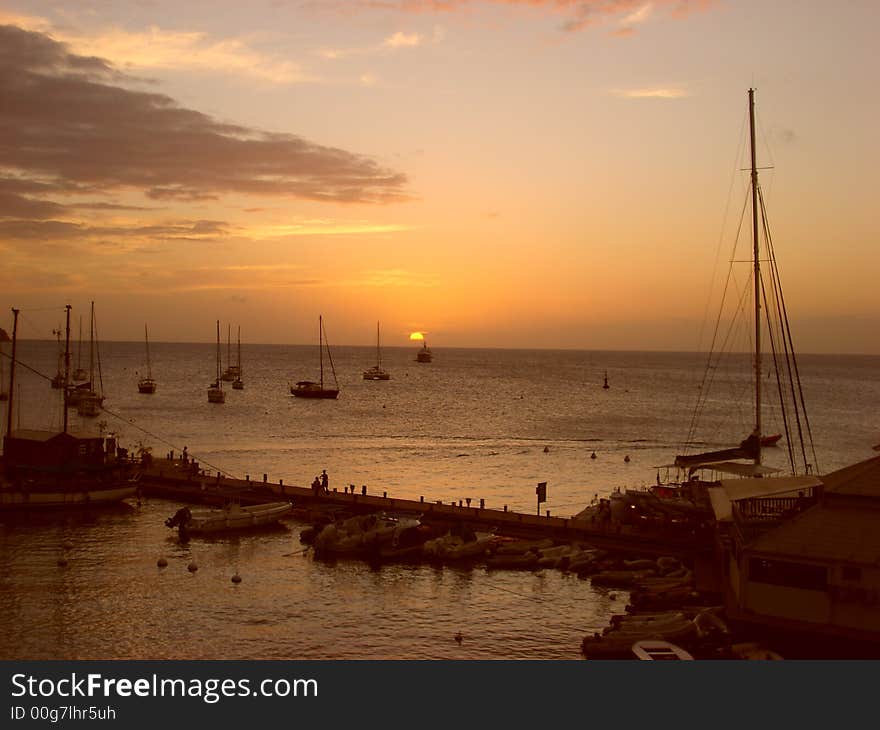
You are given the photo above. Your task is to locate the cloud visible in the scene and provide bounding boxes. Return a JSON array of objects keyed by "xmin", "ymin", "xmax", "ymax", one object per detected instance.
[
  {"xmin": 383, "ymin": 31, "xmax": 424, "ymax": 48},
  {"xmin": 347, "ymin": 0, "xmax": 715, "ymax": 33},
  {"xmin": 612, "ymin": 86, "xmax": 690, "ymax": 99},
  {"xmin": 0, "ymin": 12, "xmax": 313, "ymax": 84},
  {"xmin": 0, "ymin": 24, "xmax": 409, "ymax": 231}
]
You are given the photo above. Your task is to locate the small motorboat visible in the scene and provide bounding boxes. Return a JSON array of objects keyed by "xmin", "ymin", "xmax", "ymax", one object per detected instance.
[{"xmin": 165, "ymin": 501, "xmax": 292, "ymax": 536}]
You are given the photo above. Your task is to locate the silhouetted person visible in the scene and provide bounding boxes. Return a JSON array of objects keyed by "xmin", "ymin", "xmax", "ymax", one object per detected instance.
[{"xmin": 321, "ymin": 470, "xmax": 328, "ymax": 494}]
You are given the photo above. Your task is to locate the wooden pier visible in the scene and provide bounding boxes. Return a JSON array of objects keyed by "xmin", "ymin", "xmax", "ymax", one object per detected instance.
[{"xmin": 139, "ymin": 457, "xmax": 709, "ymax": 559}]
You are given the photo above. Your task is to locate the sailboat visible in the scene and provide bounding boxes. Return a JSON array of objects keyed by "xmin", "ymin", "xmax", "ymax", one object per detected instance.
[
  {"xmin": 0, "ymin": 335, "xmax": 7, "ymax": 402},
  {"xmin": 208, "ymin": 320, "xmax": 225, "ymax": 403},
  {"xmin": 363, "ymin": 321, "xmax": 391, "ymax": 380},
  {"xmin": 76, "ymin": 302, "xmax": 104, "ymax": 417},
  {"xmin": 660, "ymin": 89, "xmax": 819, "ymax": 503},
  {"xmin": 602, "ymin": 371, "xmax": 610, "ymax": 390},
  {"xmin": 72, "ymin": 315, "xmax": 87, "ymax": 382},
  {"xmin": 221, "ymin": 324, "xmax": 240, "ymax": 382},
  {"xmin": 232, "ymin": 326, "xmax": 244, "ymax": 390},
  {"xmin": 1, "ymin": 305, "xmax": 138, "ymax": 509},
  {"xmin": 416, "ymin": 340, "xmax": 433, "ymax": 363},
  {"xmin": 50, "ymin": 327, "xmax": 65, "ymax": 389},
  {"xmin": 291, "ymin": 315, "xmax": 339, "ymax": 399},
  {"xmin": 138, "ymin": 324, "xmax": 157, "ymax": 394}
]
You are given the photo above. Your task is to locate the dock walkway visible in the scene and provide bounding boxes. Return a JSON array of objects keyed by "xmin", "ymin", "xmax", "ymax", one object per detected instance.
[{"xmin": 139, "ymin": 458, "xmax": 708, "ymax": 559}]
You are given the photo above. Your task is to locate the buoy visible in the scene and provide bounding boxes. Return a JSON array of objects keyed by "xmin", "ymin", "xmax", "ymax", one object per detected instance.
[
  {"xmin": 62, "ymin": 540, "xmax": 74, "ymax": 551},
  {"xmin": 590, "ymin": 451, "xmax": 597, "ymax": 460},
  {"xmin": 454, "ymin": 632, "xmax": 463, "ymax": 644},
  {"xmin": 624, "ymin": 455, "xmax": 631, "ymax": 463},
  {"xmin": 157, "ymin": 557, "xmax": 168, "ymax": 568},
  {"xmin": 187, "ymin": 562, "xmax": 198, "ymax": 573},
  {"xmin": 231, "ymin": 573, "xmax": 242, "ymax": 584},
  {"xmin": 57, "ymin": 557, "xmax": 68, "ymax": 567},
  {"xmin": 543, "ymin": 446, "xmax": 550, "ymax": 453}
]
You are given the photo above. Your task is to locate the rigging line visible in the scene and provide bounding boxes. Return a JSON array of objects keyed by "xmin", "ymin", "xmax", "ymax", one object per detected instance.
[
  {"xmin": 758, "ymin": 184, "xmax": 807, "ymax": 470},
  {"xmin": 694, "ymin": 107, "xmax": 750, "ymax": 355},
  {"xmin": 96, "ymin": 403, "xmax": 240, "ymax": 480},
  {"xmin": 322, "ymin": 319, "xmax": 339, "ymax": 389},
  {"xmin": 683, "ymin": 192, "xmax": 751, "ymax": 451},
  {"xmin": 760, "ymin": 187, "xmax": 820, "ymax": 474},
  {"xmin": 760, "ymin": 259, "xmax": 797, "ymax": 475}
]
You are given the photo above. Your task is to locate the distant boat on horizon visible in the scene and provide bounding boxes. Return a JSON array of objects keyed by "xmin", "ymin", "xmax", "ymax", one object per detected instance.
[{"xmin": 416, "ymin": 341, "xmax": 433, "ymax": 363}]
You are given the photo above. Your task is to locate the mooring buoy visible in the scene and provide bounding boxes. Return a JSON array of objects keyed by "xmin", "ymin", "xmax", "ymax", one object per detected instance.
[
  {"xmin": 187, "ymin": 562, "xmax": 198, "ymax": 573},
  {"xmin": 231, "ymin": 573, "xmax": 242, "ymax": 584},
  {"xmin": 157, "ymin": 557, "xmax": 168, "ymax": 568}
]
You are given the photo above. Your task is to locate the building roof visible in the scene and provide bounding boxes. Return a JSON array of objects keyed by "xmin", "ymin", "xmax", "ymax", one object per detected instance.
[
  {"xmin": 708, "ymin": 476, "xmax": 821, "ymax": 522},
  {"xmin": 820, "ymin": 455, "xmax": 880, "ymax": 498},
  {"xmin": 749, "ymin": 502, "xmax": 880, "ymax": 566},
  {"xmin": 5, "ymin": 429, "xmax": 101, "ymax": 443}
]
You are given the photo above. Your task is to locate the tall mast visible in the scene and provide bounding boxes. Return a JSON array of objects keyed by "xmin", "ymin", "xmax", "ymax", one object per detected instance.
[
  {"xmin": 749, "ymin": 88, "xmax": 762, "ymax": 465},
  {"xmin": 89, "ymin": 301, "xmax": 95, "ymax": 386},
  {"xmin": 319, "ymin": 315, "xmax": 324, "ymax": 388},
  {"xmin": 145, "ymin": 323, "xmax": 152, "ymax": 378},
  {"xmin": 6, "ymin": 308, "xmax": 19, "ymax": 437},
  {"xmin": 376, "ymin": 321, "xmax": 381, "ymax": 368},
  {"xmin": 63, "ymin": 305, "xmax": 70, "ymax": 433},
  {"xmin": 226, "ymin": 324, "xmax": 231, "ymax": 371},
  {"xmin": 237, "ymin": 326, "xmax": 241, "ymax": 370},
  {"xmin": 216, "ymin": 320, "xmax": 221, "ymax": 382}
]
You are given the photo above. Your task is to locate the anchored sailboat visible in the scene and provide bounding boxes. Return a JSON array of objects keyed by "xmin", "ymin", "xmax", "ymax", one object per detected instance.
[
  {"xmin": 291, "ymin": 315, "xmax": 339, "ymax": 399},
  {"xmin": 232, "ymin": 326, "xmax": 244, "ymax": 390},
  {"xmin": 363, "ymin": 321, "xmax": 391, "ymax": 380},
  {"xmin": 76, "ymin": 302, "xmax": 104, "ymax": 417},
  {"xmin": 651, "ymin": 89, "xmax": 820, "ymax": 508},
  {"xmin": 138, "ymin": 324, "xmax": 156, "ymax": 394},
  {"xmin": 208, "ymin": 320, "xmax": 225, "ymax": 403}
]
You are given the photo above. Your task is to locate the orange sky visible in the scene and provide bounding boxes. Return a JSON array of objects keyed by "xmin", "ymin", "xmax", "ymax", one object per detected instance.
[{"xmin": 1, "ymin": 1, "xmax": 878, "ymax": 352}]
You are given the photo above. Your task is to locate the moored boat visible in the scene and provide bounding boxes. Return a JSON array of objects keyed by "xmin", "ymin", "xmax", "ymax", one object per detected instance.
[
  {"xmin": 291, "ymin": 315, "xmax": 339, "ymax": 399},
  {"xmin": 164, "ymin": 501, "xmax": 292, "ymax": 536}
]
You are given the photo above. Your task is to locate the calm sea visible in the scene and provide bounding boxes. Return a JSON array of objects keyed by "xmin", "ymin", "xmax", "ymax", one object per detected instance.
[{"xmin": 1, "ymin": 341, "xmax": 878, "ymax": 659}]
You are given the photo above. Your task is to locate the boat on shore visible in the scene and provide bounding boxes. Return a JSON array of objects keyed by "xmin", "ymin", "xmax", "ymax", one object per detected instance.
[
  {"xmin": 291, "ymin": 315, "xmax": 339, "ymax": 399},
  {"xmin": 165, "ymin": 501, "xmax": 292, "ymax": 537}
]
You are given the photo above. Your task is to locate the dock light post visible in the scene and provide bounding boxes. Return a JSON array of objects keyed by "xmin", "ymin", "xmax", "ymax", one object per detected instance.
[{"xmin": 536, "ymin": 482, "xmax": 547, "ymax": 516}]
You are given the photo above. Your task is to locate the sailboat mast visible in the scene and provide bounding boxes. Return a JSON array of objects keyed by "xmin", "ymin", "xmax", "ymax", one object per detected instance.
[
  {"xmin": 145, "ymin": 324, "xmax": 152, "ymax": 378},
  {"xmin": 216, "ymin": 320, "xmax": 221, "ymax": 382},
  {"xmin": 237, "ymin": 326, "xmax": 241, "ymax": 370},
  {"xmin": 63, "ymin": 305, "xmax": 70, "ymax": 433},
  {"xmin": 376, "ymin": 321, "xmax": 381, "ymax": 368},
  {"xmin": 319, "ymin": 315, "xmax": 324, "ymax": 388},
  {"xmin": 88, "ymin": 301, "xmax": 95, "ymax": 387},
  {"xmin": 749, "ymin": 87, "xmax": 762, "ymax": 465},
  {"xmin": 6, "ymin": 308, "xmax": 19, "ymax": 437}
]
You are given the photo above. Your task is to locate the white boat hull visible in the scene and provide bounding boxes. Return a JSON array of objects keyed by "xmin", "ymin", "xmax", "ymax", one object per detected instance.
[{"xmin": 0, "ymin": 485, "xmax": 137, "ymax": 508}]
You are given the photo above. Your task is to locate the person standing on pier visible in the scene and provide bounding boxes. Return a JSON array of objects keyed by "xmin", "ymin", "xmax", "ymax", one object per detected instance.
[
  {"xmin": 321, "ymin": 470, "xmax": 329, "ymax": 494},
  {"xmin": 312, "ymin": 476, "xmax": 321, "ymax": 496}
]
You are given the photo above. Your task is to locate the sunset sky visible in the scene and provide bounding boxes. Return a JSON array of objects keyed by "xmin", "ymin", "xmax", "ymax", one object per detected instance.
[{"xmin": 1, "ymin": 1, "xmax": 877, "ymax": 352}]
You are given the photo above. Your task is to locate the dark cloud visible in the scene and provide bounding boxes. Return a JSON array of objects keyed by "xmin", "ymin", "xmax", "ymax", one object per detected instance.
[
  {"xmin": 0, "ymin": 217, "xmax": 230, "ymax": 242},
  {"xmin": 0, "ymin": 23, "xmax": 409, "ymax": 228}
]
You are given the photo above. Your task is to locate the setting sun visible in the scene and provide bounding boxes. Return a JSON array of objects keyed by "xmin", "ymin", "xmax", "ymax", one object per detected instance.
[{"xmin": 409, "ymin": 332, "xmax": 425, "ymax": 341}]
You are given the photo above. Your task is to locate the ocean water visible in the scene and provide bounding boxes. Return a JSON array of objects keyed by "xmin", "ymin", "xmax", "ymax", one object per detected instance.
[{"xmin": 1, "ymin": 341, "xmax": 878, "ymax": 659}]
